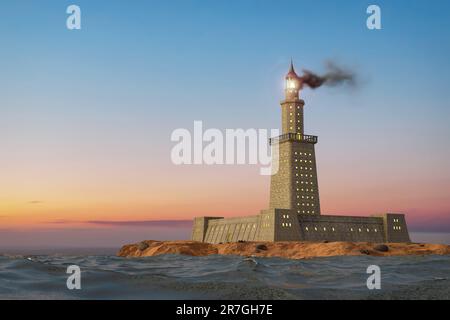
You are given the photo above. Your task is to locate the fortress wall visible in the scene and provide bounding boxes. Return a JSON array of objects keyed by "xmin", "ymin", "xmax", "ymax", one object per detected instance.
[
  {"xmin": 203, "ymin": 216, "xmax": 260, "ymax": 244},
  {"xmin": 191, "ymin": 217, "xmax": 223, "ymax": 242},
  {"xmin": 379, "ymin": 213, "xmax": 411, "ymax": 243},
  {"xmin": 297, "ymin": 215, "xmax": 385, "ymax": 242},
  {"xmin": 272, "ymin": 209, "xmax": 302, "ymax": 241},
  {"xmin": 259, "ymin": 209, "xmax": 302, "ymax": 241},
  {"xmin": 193, "ymin": 212, "xmax": 411, "ymax": 244},
  {"xmin": 257, "ymin": 210, "xmax": 276, "ymax": 241}
]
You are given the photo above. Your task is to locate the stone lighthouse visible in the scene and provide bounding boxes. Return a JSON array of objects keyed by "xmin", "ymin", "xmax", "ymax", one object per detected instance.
[
  {"xmin": 192, "ymin": 61, "xmax": 410, "ymax": 244},
  {"xmin": 269, "ymin": 60, "xmax": 321, "ymax": 215}
]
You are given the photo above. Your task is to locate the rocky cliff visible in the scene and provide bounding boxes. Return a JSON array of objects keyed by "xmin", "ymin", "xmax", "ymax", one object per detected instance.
[{"xmin": 117, "ymin": 240, "xmax": 450, "ymax": 259}]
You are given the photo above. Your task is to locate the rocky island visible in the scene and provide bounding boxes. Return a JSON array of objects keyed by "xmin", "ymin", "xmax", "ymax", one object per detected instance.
[{"xmin": 117, "ymin": 240, "xmax": 450, "ymax": 259}]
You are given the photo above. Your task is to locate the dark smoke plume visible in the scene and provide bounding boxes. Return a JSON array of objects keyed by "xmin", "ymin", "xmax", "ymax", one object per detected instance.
[{"xmin": 299, "ymin": 61, "xmax": 356, "ymax": 89}]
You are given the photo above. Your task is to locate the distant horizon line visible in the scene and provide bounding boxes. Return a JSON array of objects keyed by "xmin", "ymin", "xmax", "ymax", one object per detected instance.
[{"xmin": 38, "ymin": 217, "xmax": 449, "ymax": 233}]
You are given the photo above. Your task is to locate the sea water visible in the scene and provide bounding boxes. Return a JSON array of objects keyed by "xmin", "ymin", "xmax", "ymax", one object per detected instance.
[{"xmin": 0, "ymin": 254, "xmax": 449, "ymax": 299}]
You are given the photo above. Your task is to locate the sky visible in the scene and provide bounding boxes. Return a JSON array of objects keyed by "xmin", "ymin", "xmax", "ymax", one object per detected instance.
[{"xmin": 1, "ymin": 0, "xmax": 450, "ymax": 248}]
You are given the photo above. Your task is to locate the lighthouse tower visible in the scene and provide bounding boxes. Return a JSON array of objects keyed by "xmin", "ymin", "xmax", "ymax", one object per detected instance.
[
  {"xmin": 269, "ymin": 61, "xmax": 321, "ymax": 215},
  {"xmin": 192, "ymin": 60, "xmax": 411, "ymax": 244}
]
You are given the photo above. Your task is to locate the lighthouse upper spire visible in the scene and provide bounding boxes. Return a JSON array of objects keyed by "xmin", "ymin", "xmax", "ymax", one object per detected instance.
[
  {"xmin": 286, "ymin": 58, "xmax": 297, "ymax": 78},
  {"xmin": 285, "ymin": 59, "xmax": 301, "ymax": 99}
]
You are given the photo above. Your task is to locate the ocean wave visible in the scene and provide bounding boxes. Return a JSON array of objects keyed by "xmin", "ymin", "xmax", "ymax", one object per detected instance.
[{"xmin": 0, "ymin": 254, "xmax": 449, "ymax": 299}]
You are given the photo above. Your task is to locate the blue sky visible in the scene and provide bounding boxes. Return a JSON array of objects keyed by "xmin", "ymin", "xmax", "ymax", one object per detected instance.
[{"xmin": 2, "ymin": 0, "xmax": 450, "ymax": 131}]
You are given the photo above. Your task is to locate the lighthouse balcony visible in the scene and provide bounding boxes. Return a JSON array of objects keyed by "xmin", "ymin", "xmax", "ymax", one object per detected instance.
[{"xmin": 269, "ymin": 133, "xmax": 318, "ymax": 145}]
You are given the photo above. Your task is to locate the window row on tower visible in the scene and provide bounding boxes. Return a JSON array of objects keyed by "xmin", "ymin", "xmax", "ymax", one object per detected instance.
[
  {"xmin": 288, "ymin": 105, "xmax": 302, "ymax": 131},
  {"xmin": 294, "ymin": 152, "xmax": 313, "ymax": 157},
  {"xmin": 298, "ymin": 210, "xmax": 316, "ymax": 214}
]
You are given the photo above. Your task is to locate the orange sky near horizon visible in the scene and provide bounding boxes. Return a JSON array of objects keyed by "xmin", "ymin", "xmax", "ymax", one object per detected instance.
[{"xmin": 2, "ymin": 152, "xmax": 449, "ymax": 231}]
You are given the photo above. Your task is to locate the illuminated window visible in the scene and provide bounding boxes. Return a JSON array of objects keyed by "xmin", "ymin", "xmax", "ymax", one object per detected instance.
[
  {"xmin": 332, "ymin": 227, "xmax": 335, "ymax": 231},
  {"xmin": 358, "ymin": 228, "xmax": 362, "ymax": 232},
  {"xmin": 314, "ymin": 227, "xmax": 318, "ymax": 231},
  {"xmin": 367, "ymin": 228, "xmax": 370, "ymax": 232},
  {"xmin": 323, "ymin": 227, "xmax": 326, "ymax": 231},
  {"xmin": 305, "ymin": 227, "xmax": 309, "ymax": 231},
  {"xmin": 350, "ymin": 228, "xmax": 354, "ymax": 232}
]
